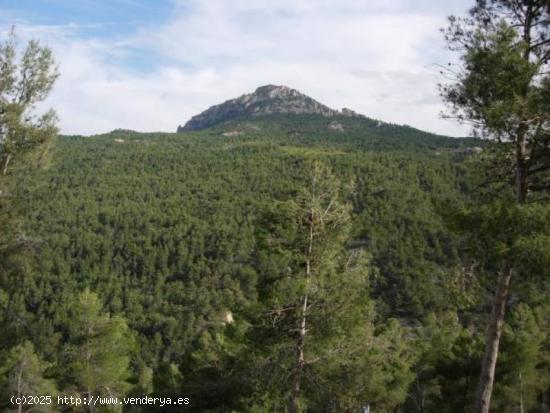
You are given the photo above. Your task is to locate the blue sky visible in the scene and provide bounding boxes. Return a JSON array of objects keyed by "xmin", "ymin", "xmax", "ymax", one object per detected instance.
[{"xmin": 1, "ymin": 0, "xmax": 474, "ymax": 136}]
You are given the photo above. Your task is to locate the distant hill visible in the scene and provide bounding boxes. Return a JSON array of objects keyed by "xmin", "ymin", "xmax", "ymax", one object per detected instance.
[{"xmin": 178, "ymin": 84, "xmax": 364, "ymax": 132}]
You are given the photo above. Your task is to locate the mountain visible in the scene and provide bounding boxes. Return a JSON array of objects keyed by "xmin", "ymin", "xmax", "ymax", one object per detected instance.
[{"xmin": 177, "ymin": 84, "xmax": 363, "ymax": 132}]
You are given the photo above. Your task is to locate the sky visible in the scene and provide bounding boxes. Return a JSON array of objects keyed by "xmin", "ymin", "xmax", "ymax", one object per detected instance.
[{"xmin": 0, "ymin": 0, "xmax": 474, "ymax": 136}]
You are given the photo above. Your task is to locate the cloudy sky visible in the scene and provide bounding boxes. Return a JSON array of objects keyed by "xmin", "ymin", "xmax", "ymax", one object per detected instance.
[{"xmin": 1, "ymin": 0, "xmax": 474, "ymax": 136}]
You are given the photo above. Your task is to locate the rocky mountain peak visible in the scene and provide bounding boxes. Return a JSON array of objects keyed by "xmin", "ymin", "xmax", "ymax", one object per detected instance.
[
  {"xmin": 253, "ymin": 84, "xmax": 297, "ymax": 99},
  {"xmin": 178, "ymin": 85, "xmax": 362, "ymax": 132}
]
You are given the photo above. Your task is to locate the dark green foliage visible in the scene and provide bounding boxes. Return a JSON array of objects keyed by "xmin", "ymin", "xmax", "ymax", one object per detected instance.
[
  {"xmin": 494, "ymin": 303, "xmax": 550, "ymax": 413},
  {"xmin": 61, "ymin": 289, "xmax": 134, "ymax": 399},
  {"xmin": 248, "ymin": 162, "xmax": 414, "ymax": 411},
  {"xmin": 0, "ymin": 31, "xmax": 60, "ymax": 413},
  {"xmin": 0, "ymin": 28, "xmax": 59, "ymax": 177},
  {"xmin": 0, "ymin": 341, "xmax": 58, "ymax": 412},
  {"xmin": 1, "ymin": 114, "xmax": 547, "ymax": 411},
  {"xmin": 441, "ymin": 2, "xmax": 550, "ymax": 411}
]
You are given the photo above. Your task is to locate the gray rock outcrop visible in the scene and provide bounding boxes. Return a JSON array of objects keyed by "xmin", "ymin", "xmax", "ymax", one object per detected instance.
[{"xmin": 178, "ymin": 85, "xmax": 362, "ymax": 132}]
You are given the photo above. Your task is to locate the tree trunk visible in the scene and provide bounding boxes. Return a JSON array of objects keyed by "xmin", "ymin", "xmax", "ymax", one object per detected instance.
[
  {"xmin": 289, "ymin": 290, "xmax": 308, "ymax": 413},
  {"xmin": 516, "ymin": 144, "xmax": 529, "ymax": 203},
  {"xmin": 516, "ymin": 2, "xmax": 533, "ymax": 205},
  {"xmin": 474, "ymin": 264, "xmax": 513, "ymax": 413},
  {"xmin": 3, "ymin": 153, "xmax": 12, "ymax": 176},
  {"xmin": 288, "ymin": 207, "xmax": 314, "ymax": 413},
  {"xmin": 475, "ymin": 10, "xmax": 532, "ymax": 409}
]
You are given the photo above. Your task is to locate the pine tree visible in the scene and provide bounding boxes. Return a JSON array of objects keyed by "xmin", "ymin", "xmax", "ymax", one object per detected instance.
[
  {"xmin": 494, "ymin": 303, "xmax": 550, "ymax": 413},
  {"xmin": 252, "ymin": 161, "xmax": 413, "ymax": 412},
  {"xmin": 0, "ymin": 27, "xmax": 59, "ymax": 351},
  {"xmin": 441, "ymin": 1, "xmax": 550, "ymax": 411},
  {"xmin": 62, "ymin": 289, "xmax": 134, "ymax": 407},
  {"xmin": 0, "ymin": 341, "xmax": 58, "ymax": 412}
]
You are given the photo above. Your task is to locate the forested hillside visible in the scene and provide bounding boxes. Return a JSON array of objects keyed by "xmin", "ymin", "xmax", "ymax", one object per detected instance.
[{"xmin": 2, "ymin": 115, "xmax": 548, "ymax": 411}]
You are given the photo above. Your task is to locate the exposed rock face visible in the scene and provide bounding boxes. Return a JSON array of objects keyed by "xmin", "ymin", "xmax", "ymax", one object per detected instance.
[
  {"xmin": 178, "ymin": 85, "xmax": 360, "ymax": 132},
  {"xmin": 328, "ymin": 121, "xmax": 344, "ymax": 132},
  {"xmin": 340, "ymin": 108, "xmax": 363, "ymax": 118}
]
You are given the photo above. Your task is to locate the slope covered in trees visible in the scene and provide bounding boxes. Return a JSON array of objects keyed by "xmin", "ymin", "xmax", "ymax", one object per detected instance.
[{"xmin": 2, "ymin": 114, "xmax": 549, "ymax": 411}]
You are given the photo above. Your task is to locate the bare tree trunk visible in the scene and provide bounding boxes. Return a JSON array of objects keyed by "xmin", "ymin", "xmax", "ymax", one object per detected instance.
[
  {"xmin": 3, "ymin": 153, "xmax": 12, "ymax": 176},
  {"xmin": 288, "ymin": 207, "xmax": 314, "ymax": 413},
  {"xmin": 474, "ymin": 264, "xmax": 513, "ymax": 413},
  {"xmin": 516, "ymin": 143, "xmax": 529, "ymax": 203},
  {"xmin": 289, "ymin": 289, "xmax": 308, "ymax": 413}
]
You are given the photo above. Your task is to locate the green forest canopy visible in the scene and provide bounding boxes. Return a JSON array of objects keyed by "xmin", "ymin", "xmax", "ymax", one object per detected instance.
[{"xmin": 2, "ymin": 115, "xmax": 549, "ymax": 412}]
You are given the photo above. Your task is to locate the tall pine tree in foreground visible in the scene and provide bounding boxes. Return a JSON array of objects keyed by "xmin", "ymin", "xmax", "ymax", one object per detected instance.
[
  {"xmin": 251, "ymin": 161, "xmax": 413, "ymax": 412},
  {"xmin": 61, "ymin": 289, "xmax": 134, "ymax": 408},
  {"xmin": 441, "ymin": 1, "xmax": 550, "ymax": 412},
  {"xmin": 0, "ymin": 27, "xmax": 58, "ymax": 345},
  {"xmin": 0, "ymin": 28, "xmax": 59, "ymax": 408}
]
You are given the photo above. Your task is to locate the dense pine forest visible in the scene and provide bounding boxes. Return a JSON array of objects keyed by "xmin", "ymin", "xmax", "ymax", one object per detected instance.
[
  {"xmin": 1, "ymin": 114, "xmax": 548, "ymax": 411},
  {"xmin": 1, "ymin": 0, "xmax": 549, "ymax": 411}
]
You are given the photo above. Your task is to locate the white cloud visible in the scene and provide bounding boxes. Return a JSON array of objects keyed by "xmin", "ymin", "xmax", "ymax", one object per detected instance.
[{"xmin": 5, "ymin": 0, "xmax": 472, "ymax": 136}]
